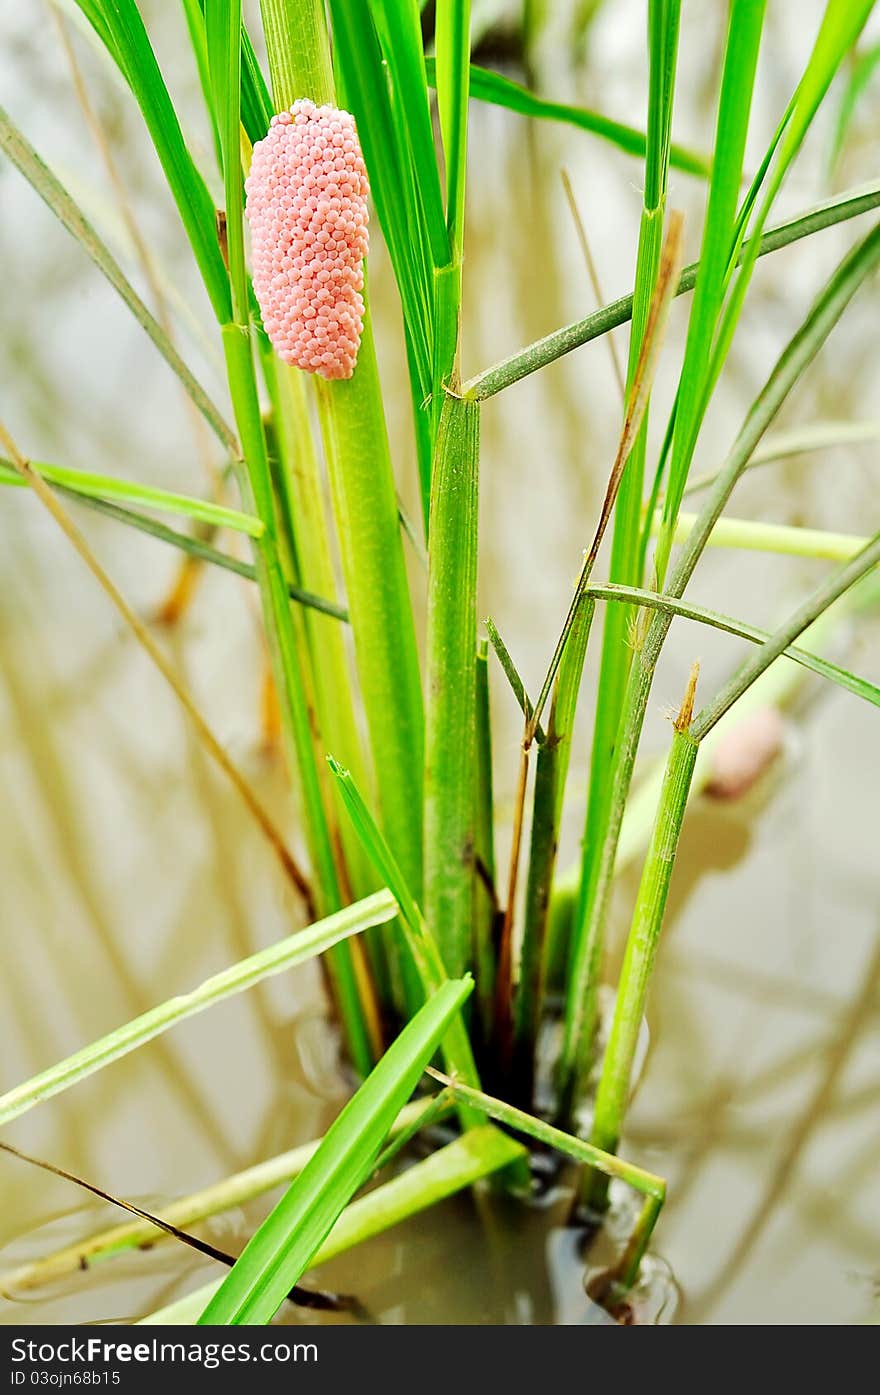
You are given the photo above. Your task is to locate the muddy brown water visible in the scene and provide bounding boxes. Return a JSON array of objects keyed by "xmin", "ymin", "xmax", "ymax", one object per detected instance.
[{"xmin": 1, "ymin": 2, "xmax": 878, "ymax": 1325}]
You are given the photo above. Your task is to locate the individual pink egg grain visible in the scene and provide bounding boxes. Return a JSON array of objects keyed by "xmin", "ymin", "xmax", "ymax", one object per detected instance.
[
  {"xmin": 705, "ymin": 705, "xmax": 787, "ymax": 801},
  {"xmin": 244, "ymin": 100, "xmax": 369, "ymax": 381}
]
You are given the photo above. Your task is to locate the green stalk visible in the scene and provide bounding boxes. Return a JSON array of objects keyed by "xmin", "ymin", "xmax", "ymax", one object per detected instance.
[
  {"xmin": 261, "ymin": 352, "xmax": 378, "ymax": 908},
  {"xmin": 473, "ymin": 638, "xmax": 497, "ymax": 1039},
  {"xmin": 557, "ymin": 219, "xmax": 880, "ymax": 1118},
  {"xmin": 433, "ymin": 0, "xmax": 472, "ymax": 407},
  {"xmin": 513, "ymin": 599, "xmax": 595, "ymax": 1096},
  {"xmin": 209, "ymin": 1, "xmax": 376, "ymax": 1074},
  {"xmin": 587, "ymin": 724, "xmax": 699, "ymax": 1207},
  {"xmin": 589, "ymin": 527, "xmax": 880, "ymax": 1206},
  {"xmin": 261, "ymin": 0, "xmax": 426, "ymax": 955},
  {"xmin": 574, "ymin": 0, "xmax": 680, "ymax": 1053},
  {"xmin": 652, "ymin": 0, "xmax": 766, "ymax": 583},
  {"xmin": 259, "ymin": 0, "xmax": 333, "ymax": 105},
  {"xmin": 424, "ymin": 394, "xmax": 481, "ymax": 977}
]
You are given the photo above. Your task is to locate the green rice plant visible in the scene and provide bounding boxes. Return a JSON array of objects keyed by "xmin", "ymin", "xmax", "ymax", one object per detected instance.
[{"xmin": 3, "ymin": 0, "xmax": 879, "ymax": 1325}]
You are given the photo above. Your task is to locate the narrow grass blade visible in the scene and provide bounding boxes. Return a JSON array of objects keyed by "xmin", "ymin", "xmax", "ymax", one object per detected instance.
[
  {"xmin": 435, "ymin": 0, "xmax": 470, "ymax": 267},
  {"xmin": 428, "ymin": 1068, "xmax": 666, "ymax": 1283},
  {"xmin": 581, "ymin": 582, "xmax": 880, "ymax": 710},
  {"xmin": 422, "ymin": 58, "xmax": 708, "ymax": 176},
  {"xmin": 427, "ymin": 1069, "xmax": 665, "ymax": 1199},
  {"xmin": 0, "ymin": 105, "xmax": 236, "ymax": 451},
  {"xmin": 73, "ymin": 0, "xmax": 232, "ymax": 324},
  {"xmin": 198, "ymin": 978, "xmax": 473, "ymax": 1325},
  {"xmin": 484, "ymin": 616, "xmax": 544, "ymax": 742},
  {"xmin": 140, "ymin": 1121, "xmax": 520, "ymax": 1324},
  {"xmin": 0, "ymin": 456, "xmax": 261, "ymax": 536},
  {"xmin": 530, "ymin": 210, "xmax": 684, "ymax": 734},
  {"xmin": 205, "ymin": 0, "xmax": 248, "ymax": 320},
  {"xmin": 692, "ymin": 530, "xmax": 880, "ymax": 738},
  {"xmin": 653, "ymin": 0, "xmax": 766, "ymax": 583},
  {"xmin": 575, "ymin": 0, "xmax": 680, "ymax": 1000},
  {"xmin": 180, "ymin": 0, "xmax": 222, "ymax": 167},
  {"xmin": 0, "ymin": 476, "xmax": 348, "ymax": 621},
  {"xmin": 830, "ymin": 39, "xmax": 880, "ymax": 171},
  {"xmin": 658, "ymin": 0, "xmax": 880, "ymax": 576},
  {"xmin": 682, "ymin": 419, "xmax": 880, "ymax": 496},
  {"xmin": 0, "ymin": 892, "xmax": 397, "ymax": 1130},
  {"xmin": 328, "ymin": 758, "xmax": 482, "ymax": 1103},
  {"xmin": 462, "ymin": 180, "xmax": 880, "ymax": 401}
]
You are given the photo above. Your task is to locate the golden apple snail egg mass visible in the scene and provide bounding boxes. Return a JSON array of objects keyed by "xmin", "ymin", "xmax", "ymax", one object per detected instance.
[{"xmin": 245, "ymin": 100, "xmax": 370, "ymax": 381}]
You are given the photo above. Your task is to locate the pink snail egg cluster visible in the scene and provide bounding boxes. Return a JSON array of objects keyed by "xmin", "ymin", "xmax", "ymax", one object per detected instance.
[{"xmin": 245, "ymin": 100, "xmax": 369, "ymax": 380}]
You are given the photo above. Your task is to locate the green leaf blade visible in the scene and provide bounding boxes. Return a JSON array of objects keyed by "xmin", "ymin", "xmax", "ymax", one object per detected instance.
[{"xmin": 198, "ymin": 977, "xmax": 473, "ymax": 1325}]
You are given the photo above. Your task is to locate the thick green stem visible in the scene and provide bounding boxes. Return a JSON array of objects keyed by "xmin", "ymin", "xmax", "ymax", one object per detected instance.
[
  {"xmin": 259, "ymin": 0, "xmax": 334, "ymax": 107},
  {"xmin": 424, "ymin": 395, "xmax": 480, "ymax": 978},
  {"xmin": 260, "ymin": 0, "xmax": 425, "ymax": 1013},
  {"xmin": 211, "ymin": 5, "xmax": 379, "ymax": 1071},
  {"xmin": 316, "ymin": 329, "xmax": 425, "ymax": 910},
  {"xmin": 222, "ymin": 328, "xmax": 377, "ymax": 1079},
  {"xmin": 587, "ymin": 726, "xmax": 698, "ymax": 1208},
  {"xmin": 262, "ymin": 355, "xmax": 377, "ymax": 900}
]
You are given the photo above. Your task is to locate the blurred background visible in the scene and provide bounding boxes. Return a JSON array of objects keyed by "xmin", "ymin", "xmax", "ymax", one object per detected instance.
[{"xmin": 1, "ymin": 0, "xmax": 879, "ymax": 1323}]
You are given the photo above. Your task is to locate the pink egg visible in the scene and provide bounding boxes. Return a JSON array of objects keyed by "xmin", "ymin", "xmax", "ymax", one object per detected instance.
[{"xmin": 245, "ymin": 100, "xmax": 369, "ymax": 381}]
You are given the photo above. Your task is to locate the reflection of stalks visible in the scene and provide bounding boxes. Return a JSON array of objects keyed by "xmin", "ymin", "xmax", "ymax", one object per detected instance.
[
  {"xmin": 0, "ymin": 612, "xmax": 235, "ymax": 1168},
  {"xmin": 166, "ymin": 629, "xmax": 284, "ymax": 1070},
  {"xmin": 51, "ymin": 4, "xmax": 221, "ymax": 624},
  {"xmin": 689, "ymin": 924, "xmax": 880, "ymax": 1321},
  {"xmin": 0, "ymin": 422, "xmax": 315, "ymax": 916}
]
